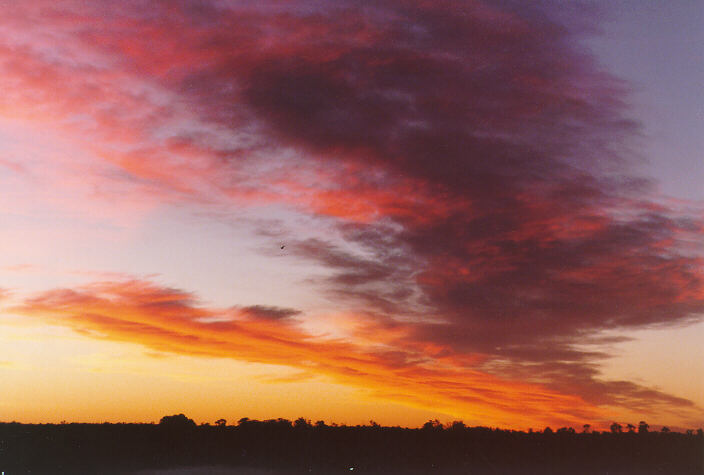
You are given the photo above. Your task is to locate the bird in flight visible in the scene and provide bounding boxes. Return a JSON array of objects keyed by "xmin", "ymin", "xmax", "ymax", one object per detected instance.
[{"xmin": 280, "ymin": 244, "xmax": 285, "ymax": 250}]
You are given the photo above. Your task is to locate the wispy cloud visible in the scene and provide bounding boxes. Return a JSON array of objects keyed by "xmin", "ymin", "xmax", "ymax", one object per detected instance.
[
  {"xmin": 13, "ymin": 276, "xmax": 704, "ymax": 427},
  {"xmin": 1, "ymin": 264, "xmax": 38, "ymax": 275},
  {"xmin": 15, "ymin": 278, "xmax": 609, "ymax": 428}
]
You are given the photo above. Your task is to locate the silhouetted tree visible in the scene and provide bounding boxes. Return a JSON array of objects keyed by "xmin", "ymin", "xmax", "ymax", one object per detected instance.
[
  {"xmin": 159, "ymin": 414, "xmax": 196, "ymax": 429},
  {"xmin": 660, "ymin": 426, "xmax": 670, "ymax": 433},
  {"xmin": 638, "ymin": 421, "xmax": 649, "ymax": 434},
  {"xmin": 449, "ymin": 420, "xmax": 466, "ymax": 431},
  {"xmin": 294, "ymin": 417, "xmax": 311, "ymax": 429},
  {"xmin": 582, "ymin": 424, "xmax": 591, "ymax": 433},
  {"xmin": 215, "ymin": 418, "xmax": 227, "ymax": 427},
  {"xmin": 626, "ymin": 423, "xmax": 636, "ymax": 433},
  {"xmin": 543, "ymin": 426, "xmax": 553, "ymax": 434},
  {"xmin": 610, "ymin": 422, "xmax": 622, "ymax": 433},
  {"xmin": 273, "ymin": 418, "xmax": 292, "ymax": 428},
  {"xmin": 422, "ymin": 419, "xmax": 443, "ymax": 431}
]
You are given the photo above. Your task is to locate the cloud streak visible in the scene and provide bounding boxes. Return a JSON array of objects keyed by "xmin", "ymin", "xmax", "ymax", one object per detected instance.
[{"xmin": 14, "ymin": 278, "xmax": 605, "ymax": 428}]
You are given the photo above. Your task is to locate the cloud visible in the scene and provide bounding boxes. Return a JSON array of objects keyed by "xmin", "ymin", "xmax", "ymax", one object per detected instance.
[
  {"xmin": 184, "ymin": 0, "xmax": 701, "ymax": 421},
  {"xmin": 0, "ymin": 288, "xmax": 10, "ymax": 301},
  {"xmin": 1, "ymin": 0, "xmax": 703, "ymax": 427},
  {"xmin": 1, "ymin": 264, "xmax": 36, "ymax": 273},
  {"xmin": 239, "ymin": 305, "xmax": 301, "ymax": 321},
  {"xmin": 15, "ymin": 278, "xmax": 609, "ymax": 428}
]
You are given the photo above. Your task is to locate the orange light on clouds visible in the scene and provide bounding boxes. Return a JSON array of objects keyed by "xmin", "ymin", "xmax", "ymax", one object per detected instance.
[{"xmin": 9, "ymin": 278, "xmax": 606, "ymax": 429}]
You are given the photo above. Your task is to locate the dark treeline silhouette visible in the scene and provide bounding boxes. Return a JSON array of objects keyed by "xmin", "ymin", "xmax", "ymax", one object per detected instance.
[{"xmin": 1, "ymin": 415, "xmax": 702, "ymax": 474}]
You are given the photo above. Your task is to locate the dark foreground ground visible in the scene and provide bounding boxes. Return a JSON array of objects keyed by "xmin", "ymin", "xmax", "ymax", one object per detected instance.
[{"xmin": 1, "ymin": 419, "xmax": 702, "ymax": 474}]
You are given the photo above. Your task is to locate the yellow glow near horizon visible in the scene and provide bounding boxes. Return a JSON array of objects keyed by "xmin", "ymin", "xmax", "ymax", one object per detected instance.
[{"xmin": 0, "ymin": 318, "xmax": 450, "ymax": 427}]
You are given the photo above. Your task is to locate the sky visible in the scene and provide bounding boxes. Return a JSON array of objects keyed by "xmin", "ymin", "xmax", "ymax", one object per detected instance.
[{"xmin": 0, "ymin": 0, "xmax": 702, "ymax": 431}]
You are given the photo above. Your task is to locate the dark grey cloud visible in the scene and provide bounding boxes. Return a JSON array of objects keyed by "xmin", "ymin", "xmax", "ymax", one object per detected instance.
[
  {"xmin": 240, "ymin": 305, "xmax": 301, "ymax": 321},
  {"xmin": 41, "ymin": 0, "xmax": 704, "ymax": 416},
  {"xmin": 160, "ymin": 0, "xmax": 701, "ymax": 413}
]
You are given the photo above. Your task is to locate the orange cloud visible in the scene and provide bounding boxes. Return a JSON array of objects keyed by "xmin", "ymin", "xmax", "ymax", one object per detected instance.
[{"xmin": 14, "ymin": 278, "xmax": 604, "ymax": 428}]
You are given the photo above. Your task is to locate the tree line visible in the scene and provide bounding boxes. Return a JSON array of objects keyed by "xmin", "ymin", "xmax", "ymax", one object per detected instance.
[{"xmin": 0, "ymin": 415, "xmax": 701, "ymax": 473}]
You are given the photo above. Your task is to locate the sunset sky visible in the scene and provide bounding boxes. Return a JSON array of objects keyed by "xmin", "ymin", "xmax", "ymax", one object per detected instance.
[{"xmin": 0, "ymin": 0, "xmax": 702, "ymax": 431}]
